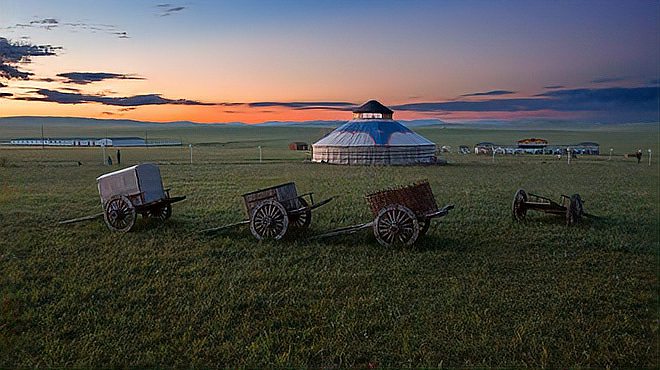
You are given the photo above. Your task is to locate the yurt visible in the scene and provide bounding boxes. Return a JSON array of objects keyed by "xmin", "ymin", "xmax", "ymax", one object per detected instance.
[{"xmin": 312, "ymin": 100, "xmax": 437, "ymax": 165}]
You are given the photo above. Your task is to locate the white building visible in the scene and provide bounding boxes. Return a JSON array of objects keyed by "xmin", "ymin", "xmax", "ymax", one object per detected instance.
[{"xmin": 9, "ymin": 137, "xmax": 147, "ymax": 147}]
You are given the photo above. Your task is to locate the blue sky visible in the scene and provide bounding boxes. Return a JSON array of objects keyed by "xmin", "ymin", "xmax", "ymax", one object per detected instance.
[{"xmin": 0, "ymin": 0, "xmax": 658, "ymax": 123}]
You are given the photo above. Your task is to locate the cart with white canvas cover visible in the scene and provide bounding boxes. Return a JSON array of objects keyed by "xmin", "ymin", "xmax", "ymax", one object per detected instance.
[{"xmin": 59, "ymin": 163, "xmax": 186, "ymax": 232}]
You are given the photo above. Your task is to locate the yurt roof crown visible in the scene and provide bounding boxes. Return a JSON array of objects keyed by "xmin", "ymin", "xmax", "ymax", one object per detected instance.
[{"xmin": 352, "ymin": 100, "xmax": 394, "ymax": 120}]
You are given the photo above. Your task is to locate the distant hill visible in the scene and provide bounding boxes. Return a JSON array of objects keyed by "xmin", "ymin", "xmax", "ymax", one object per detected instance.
[
  {"xmin": 1, "ymin": 116, "xmax": 655, "ymax": 131},
  {"xmin": 0, "ymin": 116, "xmax": 447, "ymax": 128}
]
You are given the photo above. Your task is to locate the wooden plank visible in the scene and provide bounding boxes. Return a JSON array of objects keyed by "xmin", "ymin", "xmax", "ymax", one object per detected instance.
[
  {"xmin": 199, "ymin": 220, "xmax": 249, "ymax": 234},
  {"xmin": 58, "ymin": 212, "xmax": 103, "ymax": 225},
  {"xmin": 310, "ymin": 221, "xmax": 373, "ymax": 240}
]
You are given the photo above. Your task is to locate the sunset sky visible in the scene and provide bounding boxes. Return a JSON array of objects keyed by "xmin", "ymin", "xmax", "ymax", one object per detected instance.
[{"xmin": 1, "ymin": 0, "xmax": 659, "ymax": 124}]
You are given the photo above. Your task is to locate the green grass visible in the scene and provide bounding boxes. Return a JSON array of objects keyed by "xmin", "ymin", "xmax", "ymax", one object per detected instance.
[{"xmin": 0, "ymin": 124, "xmax": 658, "ymax": 367}]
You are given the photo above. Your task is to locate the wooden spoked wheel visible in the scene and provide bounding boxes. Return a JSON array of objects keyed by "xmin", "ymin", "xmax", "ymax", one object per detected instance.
[
  {"xmin": 419, "ymin": 218, "xmax": 431, "ymax": 236},
  {"xmin": 373, "ymin": 205, "xmax": 419, "ymax": 247},
  {"xmin": 512, "ymin": 189, "xmax": 528, "ymax": 221},
  {"xmin": 566, "ymin": 194, "xmax": 584, "ymax": 225},
  {"xmin": 148, "ymin": 204, "xmax": 172, "ymax": 221},
  {"xmin": 289, "ymin": 198, "xmax": 312, "ymax": 229},
  {"xmin": 250, "ymin": 200, "xmax": 289, "ymax": 240},
  {"xmin": 103, "ymin": 195, "xmax": 136, "ymax": 232}
]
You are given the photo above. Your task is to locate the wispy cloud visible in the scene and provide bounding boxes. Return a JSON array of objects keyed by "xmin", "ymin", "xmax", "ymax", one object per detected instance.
[
  {"xmin": 247, "ymin": 101, "xmax": 356, "ymax": 109},
  {"xmin": 156, "ymin": 4, "xmax": 187, "ymax": 16},
  {"xmin": 392, "ymin": 86, "xmax": 659, "ymax": 120},
  {"xmin": 460, "ymin": 90, "xmax": 515, "ymax": 97},
  {"xmin": 649, "ymin": 79, "xmax": 660, "ymax": 85},
  {"xmin": 0, "ymin": 37, "xmax": 60, "ymax": 79},
  {"xmin": 543, "ymin": 85, "xmax": 565, "ymax": 89},
  {"xmin": 57, "ymin": 72, "xmax": 144, "ymax": 84},
  {"xmin": 0, "ymin": 82, "xmax": 7, "ymax": 87},
  {"xmin": 591, "ymin": 76, "xmax": 627, "ymax": 84},
  {"xmin": 5, "ymin": 18, "xmax": 130, "ymax": 39},
  {"xmin": 13, "ymin": 88, "xmax": 215, "ymax": 106}
]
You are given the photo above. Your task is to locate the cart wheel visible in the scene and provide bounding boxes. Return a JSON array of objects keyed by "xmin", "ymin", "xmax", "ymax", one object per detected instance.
[
  {"xmin": 566, "ymin": 194, "xmax": 584, "ymax": 225},
  {"xmin": 250, "ymin": 200, "xmax": 289, "ymax": 240},
  {"xmin": 512, "ymin": 189, "xmax": 528, "ymax": 221},
  {"xmin": 148, "ymin": 204, "xmax": 172, "ymax": 221},
  {"xmin": 373, "ymin": 205, "xmax": 419, "ymax": 247},
  {"xmin": 419, "ymin": 218, "xmax": 431, "ymax": 236},
  {"xmin": 289, "ymin": 198, "xmax": 312, "ymax": 229},
  {"xmin": 103, "ymin": 195, "xmax": 136, "ymax": 232}
]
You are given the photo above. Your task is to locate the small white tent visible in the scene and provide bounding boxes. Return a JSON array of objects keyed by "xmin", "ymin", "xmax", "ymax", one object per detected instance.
[{"xmin": 312, "ymin": 100, "xmax": 436, "ymax": 165}]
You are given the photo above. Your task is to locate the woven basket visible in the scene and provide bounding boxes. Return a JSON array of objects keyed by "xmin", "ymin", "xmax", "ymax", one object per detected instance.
[{"xmin": 365, "ymin": 180, "xmax": 438, "ymax": 217}]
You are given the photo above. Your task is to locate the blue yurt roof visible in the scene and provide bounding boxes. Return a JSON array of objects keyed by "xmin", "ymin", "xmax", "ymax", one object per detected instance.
[{"xmin": 313, "ymin": 119, "xmax": 435, "ymax": 147}]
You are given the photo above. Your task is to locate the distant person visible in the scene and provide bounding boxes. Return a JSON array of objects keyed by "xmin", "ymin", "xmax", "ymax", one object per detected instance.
[
  {"xmin": 107, "ymin": 156, "xmax": 113, "ymax": 166},
  {"xmin": 636, "ymin": 149, "xmax": 642, "ymax": 164},
  {"xmin": 116, "ymin": 149, "xmax": 121, "ymax": 165},
  {"xmin": 77, "ymin": 161, "xmax": 82, "ymax": 166}
]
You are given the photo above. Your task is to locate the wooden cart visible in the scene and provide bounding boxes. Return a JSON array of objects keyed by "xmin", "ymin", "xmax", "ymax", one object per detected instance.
[
  {"xmin": 59, "ymin": 163, "xmax": 186, "ymax": 232},
  {"xmin": 314, "ymin": 181, "xmax": 454, "ymax": 247},
  {"xmin": 202, "ymin": 182, "xmax": 333, "ymax": 240},
  {"xmin": 512, "ymin": 188, "xmax": 586, "ymax": 225}
]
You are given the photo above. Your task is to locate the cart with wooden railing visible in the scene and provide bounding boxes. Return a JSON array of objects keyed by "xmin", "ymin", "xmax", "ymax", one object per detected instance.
[{"xmin": 202, "ymin": 182, "xmax": 333, "ymax": 240}]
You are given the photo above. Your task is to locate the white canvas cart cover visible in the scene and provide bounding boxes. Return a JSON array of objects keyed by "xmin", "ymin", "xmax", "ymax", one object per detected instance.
[{"xmin": 96, "ymin": 163, "xmax": 165, "ymax": 205}]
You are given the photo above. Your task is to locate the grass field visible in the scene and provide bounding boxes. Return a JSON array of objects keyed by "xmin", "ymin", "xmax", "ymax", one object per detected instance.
[{"xmin": 0, "ymin": 124, "xmax": 658, "ymax": 367}]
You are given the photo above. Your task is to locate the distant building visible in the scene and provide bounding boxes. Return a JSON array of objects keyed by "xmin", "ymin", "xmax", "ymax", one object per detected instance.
[
  {"xmin": 474, "ymin": 142, "xmax": 497, "ymax": 154},
  {"xmin": 288, "ymin": 142, "xmax": 309, "ymax": 151},
  {"xmin": 9, "ymin": 137, "xmax": 181, "ymax": 147},
  {"xmin": 473, "ymin": 139, "xmax": 600, "ymax": 155},
  {"xmin": 517, "ymin": 138, "xmax": 548, "ymax": 148},
  {"xmin": 573, "ymin": 142, "xmax": 600, "ymax": 155}
]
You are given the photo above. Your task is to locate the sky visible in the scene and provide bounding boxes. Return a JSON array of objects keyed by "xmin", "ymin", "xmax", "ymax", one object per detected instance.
[{"xmin": 0, "ymin": 0, "xmax": 659, "ymax": 124}]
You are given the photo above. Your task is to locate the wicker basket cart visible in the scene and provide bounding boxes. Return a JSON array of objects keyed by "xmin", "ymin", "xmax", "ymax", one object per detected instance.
[{"xmin": 314, "ymin": 180, "xmax": 454, "ymax": 247}]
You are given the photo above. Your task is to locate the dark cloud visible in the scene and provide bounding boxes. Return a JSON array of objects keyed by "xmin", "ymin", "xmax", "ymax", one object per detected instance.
[
  {"xmin": 591, "ymin": 77, "xmax": 627, "ymax": 84},
  {"xmin": 13, "ymin": 88, "xmax": 215, "ymax": 106},
  {"xmin": 0, "ymin": 92, "xmax": 12, "ymax": 97},
  {"xmin": 57, "ymin": 72, "xmax": 144, "ymax": 84},
  {"xmin": 295, "ymin": 106, "xmax": 355, "ymax": 111},
  {"xmin": 29, "ymin": 18, "xmax": 59, "ymax": 30},
  {"xmin": 0, "ymin": 82, "xmax": 7, "ymax": 87},
  {"xmin": 392, "ymin": 86, "xmax": 659, "ymax": 119},
  {"xmin": 460, "ymin": 90, "xmax": 515, "ymax": 97},
  {"xmin": 248, "ymin": 101, "xmax": 356, "ymax": 109},
  {"xmin": 0, "ymin": 37, "xmax": 60, "ymax": 79},
  {"xmin": 649, "ymin": 79, "xmax": 660, "ymax": 85},
  {"xmin": 158, "ymin": 5, "xmax": 186, "ymax": 16},
  {"xmin": 101, "ymin": 111, "xmax": 116, "ymax": 116},
  {"xmin": 0, "ymin": 64, "xmax": 32, "ymax": 79},
  {"xmin": 544, "ymin": 85, "xmax": 565, "ymax": 89}
]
